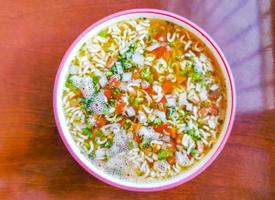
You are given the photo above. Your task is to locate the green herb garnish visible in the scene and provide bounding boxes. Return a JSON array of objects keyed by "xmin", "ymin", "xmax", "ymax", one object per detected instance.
[
  {"xmin": 128, "ymin": 141, "xmax": 134, "ymax": 150},
  {"xmin": 98, "ymin": 30, "xmax": 108, "ymax": 38},
  {"xmin": 187, "ymin": 129, "xmax": 201, "ymax": 141},
  {"xmin": 83, "ymin": 128, "xmax": 92, "ymax": 137},
  {"xmin": 157, "ymin": 149, "xmax": 173, "ymax": 160},
  {"xmin": 103, "ymin": 140, "xmax": 113, "ymax": 148}
]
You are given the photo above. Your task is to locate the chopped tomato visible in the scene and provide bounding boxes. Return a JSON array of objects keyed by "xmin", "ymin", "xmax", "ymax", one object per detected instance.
[
  {"xmin": 209, "ymin": 103, "xmax": 219, "ymax": 116},
  {"xmin": 104, "ymin": 88, "xmax": 112, "ymax": 99},
  {"xmin": 160, "ymin": 96, "xmax": 167, "ymax": 103},
  {"xmin": 155, "ymin": 32, "xmax": 167, "ymax": 42},
  {"xmin": 162, "ymin": 80, "xmax": 173, "ymax": 94},
  {"xmin": 132, "ymin": 71, "xmax": 140, "ymax": 79},
  {"xmin": 168, "ymin": 139, "xmax": 177, "ymax": 152},
  {"xmin": 108, "ymin": 76, "xmax": 120, "ymax": 88},
  {"xmin": 153, "ymin": 46, "xmax": 169, "ymax": 59},
  {"xmin": 116, "ymin": 101, "xmax": 126, "ymax": 114},
  {"xmin": 133, "ymin": 134, "xmax": 142, "ymax": 143},
  {"xmin": 167, "ymin": 156, "xmax": 176, "ymax": 165},
  {"xmin": 144, "ymin": 85, "xmax": 155, "ymax": 95},
  {"xmin": 92, "ymin": 129, "xmax": 98, "ymax": 137},
  {"xmin": 96, "ymin": 116, "xmax": 106, "ymax": 127},
  {"xmin": 176, "ymin": 134, "xmax": 182, "ymax": 144},
  {"xmin": 198, "ymin": 107, "xmax": 208, "ymax": 118},
  {"xmin": 154, "ymin": 123, "xmax": 169, "ymax": 133},
  {"xmin": 166, "ymin": 127, "xmax": 177, "ymax": 139},
  {"xmin": 157, "ymin": 103, "xmax": 166, "ymax": 112}
]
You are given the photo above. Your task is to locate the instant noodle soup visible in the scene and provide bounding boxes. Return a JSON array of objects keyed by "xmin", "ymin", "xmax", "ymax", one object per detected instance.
[{"xmin": 62, "ymin": 17, "xmax": 226, "ymax": 183}]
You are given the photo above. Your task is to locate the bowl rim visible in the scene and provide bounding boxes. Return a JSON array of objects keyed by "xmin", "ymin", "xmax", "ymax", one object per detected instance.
[{"xmin": 53, "ymin": 8, "xmax": 236, "ymax": 192}]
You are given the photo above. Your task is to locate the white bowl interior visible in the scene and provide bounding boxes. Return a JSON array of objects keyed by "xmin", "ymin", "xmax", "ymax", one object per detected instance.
[{"xmin": 55, "ymin": 12, "xmax": 233, "ymax": 189}]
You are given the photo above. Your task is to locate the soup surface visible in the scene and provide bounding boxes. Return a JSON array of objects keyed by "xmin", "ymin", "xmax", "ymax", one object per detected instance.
[{"xmin": 62, "ymin": 18, "xmax": 227, "ymax": 183}]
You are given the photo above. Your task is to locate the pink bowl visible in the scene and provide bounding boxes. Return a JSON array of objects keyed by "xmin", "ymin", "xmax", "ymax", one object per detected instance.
[{"xmin": 53, "ymin": 9, "xmax": 236, "ymax": 192}]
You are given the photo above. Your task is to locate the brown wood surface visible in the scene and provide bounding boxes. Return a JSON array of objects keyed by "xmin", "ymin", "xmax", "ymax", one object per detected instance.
[{"xmin": 0, "ymin": 0, "xmax": 274, "ymax": 199}]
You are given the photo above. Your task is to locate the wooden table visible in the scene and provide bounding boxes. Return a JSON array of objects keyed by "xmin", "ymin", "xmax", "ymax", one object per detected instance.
[{"xmin": 0, "ymin": 0, "xmax": 274, "ymax": 199}]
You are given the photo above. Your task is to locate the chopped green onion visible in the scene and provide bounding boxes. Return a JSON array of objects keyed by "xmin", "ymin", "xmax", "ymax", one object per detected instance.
[
  {"xmin": 84, "ymin": 142, "xmax": 91, "ymax": 150},
  {"xmin": 189, "ymin": 71, "xmax": 202, "ymax": 81},
  {"xmin": 187, "ymin": 129, "xmax": 201, "ymax": 141},
  {"xmin": 92, "ymin": 76, "xmax": 100, "ymax": 85},
  {"xmin": 151, "ymin": 28, "xmax": 158, "ymax": 33},
  {"xmin": 105, "ymin": 70, "xmax": 113, "ymax": 76},
  {"xmin": 79, "ymin": 48, "xmax": 86, "ymax": 57},
  {"xmin": 103, "ymin": 140, "xmax": 112, "ymax": 148},
  {"xmin": 83, "ymin": 128, "xmax": 92, "ymax": 137},
  {"xmin": 103, "ymin": 103, "xmax": 109, "ymax": 115},
  {"xmin": 122, "ymin": 122, "xmax": 131, "ymax": 129},
  {"xmin": 98, "ymin": 30, "xmax": 108, "ymax": 38},
  {"xmin": 65, "ymin": 76, "xmax": 78, "ymax": 92},
  {"xmin": 128, "ymin": 141, "xmax": 134, "ymax": 150},
  {"xmin": 153, "ymin": 117, "xmax": 162, "ymax": 125},
  {"xmin": 157, "ymin": 149, "xmax": 173, "ymax": 160},
  {"xmin": 190, "ymin": 148, "xmax": 198, "ymax": 156},
  {"xmin": 113, "ymin": 88, "xmax": 120, "ymax": 95},
  {"xmin": 140, "ymin": 67, "xmax": 150, "ymax": 80}
]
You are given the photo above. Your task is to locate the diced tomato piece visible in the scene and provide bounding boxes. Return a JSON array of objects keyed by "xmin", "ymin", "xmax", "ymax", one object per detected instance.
[
  {"xmin": 153, "ymin": 46, "xmax": 169, "ymax": 59},
  {"xmin": 166, "ymin": 127, "xmax": 177, "ymax": 139},
  {"xmin": 144, "ymin": 85, "xmax": 155, "ymax": 95},
  {"xmin": 160, "ymin": 96, "xmax": 167, "ymax": 103},
  {"xmin": 168, "ymin": 139, "xmax": 177, "ymax": 152},
  {"xmin": 176, "ymin": 134, "xmax": 182, "ymax": 144},
  {"xmin": 132, "ymin": 71, "xmax": 140, "ymax": 79},
  {"xmin": 108, "ymin": 76, "xmax": 120, "ymax": 88},
  {"xmin": 116, "ymin": 101, "xmax": 126, "ymax": 114},
  {"xmin": 157, "ymin": 103, "xmax": 166, "ymax": 112},
  {"xmin": 96, "ymin": 116, "xmax": 106, "ymax": 127},
  {"xmin": 198, "ymin": 107, "xmax": 208, "ymax": 118},
  {"xmin": 166, "ymin": 156, "xmax": 176, "ymax": 165},
  {"xmin": 162, "ymin": 80, "xmax": 173, "ymax": 94},
  {"xmin": 133, "ymin": 134, "xmax": 142, "ymax": 143},
  {"xmin": 92, "ymin": 129, "xmax": 98, "ymax": 137},
  {"xmin": 104, "ymin": 88, "xmax": 112, "ymax": 99},
  {"xmin": 154, "ymin": 123, "xmax": 169, "ymax": 133},
  {"xmin": 209, "ymin": 103, "xmax": 219, "ymax": 116},
  {"xmin": 155, "ymin": 33, "xmax": 167, "ymax": 42}
]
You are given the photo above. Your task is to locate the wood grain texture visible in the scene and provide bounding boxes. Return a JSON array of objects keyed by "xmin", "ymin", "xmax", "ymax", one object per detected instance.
[{"xmin": 0, "ymin": 0, "xmax": 274, "ymax": 199}]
